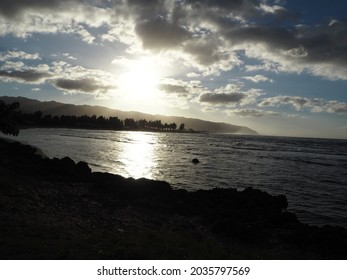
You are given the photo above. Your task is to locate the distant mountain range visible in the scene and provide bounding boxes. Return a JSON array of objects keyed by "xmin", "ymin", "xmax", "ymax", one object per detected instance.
[{"xmin": 0, "ymin": 96, "xmax": 257, "ymax": 135}]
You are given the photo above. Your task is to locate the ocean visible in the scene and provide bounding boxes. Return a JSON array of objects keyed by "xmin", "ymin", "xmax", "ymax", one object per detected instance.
[{"xmin": 5, "ymin": 128, "xmax": 347, "ymax": 228}]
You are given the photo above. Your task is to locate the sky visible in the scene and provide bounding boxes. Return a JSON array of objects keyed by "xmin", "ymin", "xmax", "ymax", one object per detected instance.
[{"xmin": 0, "ymin": 0, "xmax": 347, "ymax": 139}]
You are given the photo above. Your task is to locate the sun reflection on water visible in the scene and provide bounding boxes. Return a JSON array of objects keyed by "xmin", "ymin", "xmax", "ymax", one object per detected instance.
[{"xmin": 115, "ymin": 131, "xmax": 158, "ymax": 179}]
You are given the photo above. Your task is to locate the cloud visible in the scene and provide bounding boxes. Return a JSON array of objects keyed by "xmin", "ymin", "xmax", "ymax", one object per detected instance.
[
  {"xmin": 156, "ymin": 78, "xmax": 206, "ymax": 108},
  {"xmin": 226, "ymin": 20, "xmax": 347, "ymax": 79},
  {"xmin": 199, "ymin": 83, "xmax": 263, "ymax": 107},
  {"xmin": 0, "ymin": 70, "xmax": 49, "ymax": 84},
  {"xmin": 227, "ymin": 108, "xmax": 281, "ymax": 117},
  {"xmin": 159, "ymin": 84, "xmax": 189, "ymax": 95},
  {"xmin": 181, "ymin": 37, "xmax": 242, "ymax": 75},
  {"xmin": 183, "ymin": 37, "xmax": 227, "ymax": 65},
  {"xmin": 101, "ymin": 21, "xmax": 136, "ymax": 45},
  {"xmin": 50, "ymin": 53, "xmax": 77, "ymax": 60},
  {"xmin": 260, "ymin": 95, "xmax": 306, "ymax": 109},
  {"xmin": 0, "ymin": 50, "xmax": 41, "ymax": 61},
  {"xmin": 0, "ymin": 55, "xmax": 116, "ymax": 97},
  {"xmin": 182, "ymin": 0, "xmax": 277, "ymax": 20},
  {"xmin": 53, "ymin": 78, "xmax": 113, "ymax": 96},
  {"xmin": 200, "ymin": 92, "xmax": 245, "ymax": 104},
  {"xmin": 0, "ymin": 0, "xmax": 112, "ymax": 43},
  {"xmin": 135, "ymin": 17, "xmax": 191, "ymax": 50},
  {"xmin": 62, "ymin": 53, "xmax": 77, "ymax": 60},
  {"xmin": 1, "ymin": 61, "xmax": 26, "ymax": 70},
  {"xmin": 49, "ymin": 62, "xmax": 117, "ymax": 97},
  {"xmin": 243, "ymin": 74, "xmax": 273, "ymax": 83},
  {"xmin": 0, "ymin": 0, "xmax": 70, "ymax": 18},
  {"xmin": 259, "ymin": 95, "xmax": 347, "ymax": 114},
  {"xmin": 283, "ymin": 46, "xmax": 308, "ymax": 58}
]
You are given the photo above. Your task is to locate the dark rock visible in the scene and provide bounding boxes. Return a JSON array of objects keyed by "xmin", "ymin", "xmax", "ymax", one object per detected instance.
[
  {"xmin": 276, "ymin": 211, "xmax": 299, "ymax": 225},
  {"xmin": 211, "ymin": 219, "xmax": 267, "ymax": 244},
  {"xmin": 282, "ymin": 224, "xmax": 347, "ymax": 259},
  {"xmin": 76, "ymin": 161, "xmax": 91, "ymax": 177},
  {"xmin": 60, "ymin": 156, "xmax": 75, "ymax": 166},
  {"xmin": 91, "ymin": 172, "xmax": 172, "ymax": 197},
  {"xmin": 46, "ymin": 156, "xmax": 77, "ymax": 177},
  {"xmin": 59, "ymin": 156, "xmax": 76, "ymax": 175},
  {"xmin": 192, "ymin": 158, "xmax": 199, "ymax": 164},
  {"xmin": 132, "ymin": 177, "xmax": 172, "ymax": 194}
]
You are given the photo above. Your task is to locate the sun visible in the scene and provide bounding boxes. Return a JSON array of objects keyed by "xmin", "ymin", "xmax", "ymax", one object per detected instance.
[{"xmin": 117, "ymin": 57, "xmax": 162, "ymax": 101}]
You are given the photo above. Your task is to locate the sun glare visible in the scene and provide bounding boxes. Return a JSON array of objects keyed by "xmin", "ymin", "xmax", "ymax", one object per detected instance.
[
  {"xmin": 117, "ymin": 57, "xmax": 162, "ymax": 101},
  {"xmin": 116, "ymin": 132, "xmax": 158, "ymax": 179}
]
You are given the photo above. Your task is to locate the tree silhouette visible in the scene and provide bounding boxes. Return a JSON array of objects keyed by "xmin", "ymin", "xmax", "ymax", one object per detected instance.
[
  {"xmin": 137, "ymin": 119, "xmax": 148, "ymax": 129},
  {"xmin": 124, "ymin": 118, "xmax": 136, "ymax": 129},
  {"xmin": 12, "ymin": 109, "xmax": 192, "ymax": 133},
  {"xmin": 0, "ymin": 100, "xmax": 20, "ymax": 136},
  {"xmin": 109, "ymin": 116, "xmax": 123, "ymax": 129}
]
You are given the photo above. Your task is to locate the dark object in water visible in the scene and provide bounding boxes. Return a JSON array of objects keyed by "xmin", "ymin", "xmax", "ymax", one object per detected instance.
[{"xmin": 192, "ymin": 158, "xmax": 199, "ymax": 164}]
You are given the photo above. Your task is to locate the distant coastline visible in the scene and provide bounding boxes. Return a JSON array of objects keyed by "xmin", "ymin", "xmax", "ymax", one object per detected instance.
[
  {"xmin": 19, "ymin": 125, "xmax": 203, "ymax": 134},
  {"xmin": 0, "ymin": 96, "xmax": 257, "ymax": 135},
  {"xmin": 16, "ymin": 110, "xmax": 201, "ymax": 134}
]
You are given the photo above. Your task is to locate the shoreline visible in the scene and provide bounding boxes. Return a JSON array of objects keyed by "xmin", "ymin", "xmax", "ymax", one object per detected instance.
[
  {"xmin": 18, "ymin": 125, "xmax": 206, "ymax": 135},
  {"xmin": 0, "ymin": 138, "xmax": 346, "ymax": 259}
]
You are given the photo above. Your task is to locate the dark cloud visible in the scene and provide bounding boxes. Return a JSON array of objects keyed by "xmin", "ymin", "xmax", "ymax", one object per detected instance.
[
  {"xmin": 0, "ymin": 70, "xmax": 49, "ymax": 83},
  {"xmin": 331, "ymin": 103, "xmax": 347, "ymax": 114},
  {"xmin": 0, "ymin": 0, "xmax": 74, "ymax": 18},
  {"xmin": 126, "ymin": 0, "xmax": 169, "ymax": 21},
  {"xmin": 127, "ymin": 0, "xmax": 165, "ymax": 9},
  {"xmin": 159, "ymin": 84, "xmax": 188, "ymax": 94},
  {"xmin": 225, "ymin": 25, "xmax": 296, "ymax": 50},
  {"xmin": 130, "ymin": 1, "xmax": 347, "ymax": 71},
  {"xmin": 224, "ymin": 19, "xmax": 347, "ymax": 69},
  {"xmin": 184, "ymin": 0, "xmax": 257, "ymax": 15},
  {"xmin": 53, "ymin": 78, "xmax": 112, "ymax": 95},
  {"xmin": 135, "ymin": 17, "xmax": 191, "ymax": 50},
  {"xmin": 298, "ymin": 20, "xmax": 347, "ymax": 65},
  {"xmin": 186, "ymin": 0, "xmax": 247, "ymax": 9},
  {"xmin": 200, "ymin": 92, "xmax": 245, "ymax": 104},
  {"xmin": 183, "ymin": 39, "xmax": 230, "ymax": 66},
  {"xmin": 183, "ymin": 0, "xmax": 297, "ymax": 26}
]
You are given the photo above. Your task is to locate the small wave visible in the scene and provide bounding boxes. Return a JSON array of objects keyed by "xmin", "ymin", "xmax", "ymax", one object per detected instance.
[
  {"xmin": 88, "ymin": 162, "xmax": 104, "ymax": 168},
  {"xmin": 59, "ymin": 134, "xmax": 109, "ymax": 141},
  {"xmin": 296, "ymin": 159, "xmax": 336, "ymax": 167},
  {"xmin": 319, "ymin": 179, "xmax": 342, "ymax": 185},
  {"xmin": 231, "ymin": 146, "xmax": 265, "ymax": 151}
]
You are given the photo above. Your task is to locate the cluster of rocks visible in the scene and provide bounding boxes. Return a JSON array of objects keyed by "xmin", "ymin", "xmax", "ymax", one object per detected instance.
[{"xmin": 1, "ymin": 138, "xmax": 346, "ymax": 259}]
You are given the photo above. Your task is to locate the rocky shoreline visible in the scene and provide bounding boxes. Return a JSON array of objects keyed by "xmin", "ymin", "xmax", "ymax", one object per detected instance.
[{"xmin": 0, "ymin": 138, "xmax": 346, "ymax": 259}]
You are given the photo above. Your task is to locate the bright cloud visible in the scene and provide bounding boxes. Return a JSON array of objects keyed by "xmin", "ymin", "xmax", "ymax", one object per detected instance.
[
  {"xmin": 259, "ymin": 95, "xmax": 347, "ymax": 114},
  {"xmin": 227, "ymin": 108, "xmax": 282, "ymax": 117},
  {"xmin": 243, "ymin": 74, "xmax": 274, "ymax": 83}
]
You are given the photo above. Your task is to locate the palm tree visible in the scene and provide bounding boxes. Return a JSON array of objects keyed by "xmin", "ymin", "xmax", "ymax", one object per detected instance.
[{"xmin": 0, "ymin": 101, "xmax": 20, "ymax": 136}]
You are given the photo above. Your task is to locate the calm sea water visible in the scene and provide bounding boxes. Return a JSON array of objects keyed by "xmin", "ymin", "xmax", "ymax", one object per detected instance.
[{"xmin": 5, "ymin": 128, "xmax": 347, "ymax": 227}]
